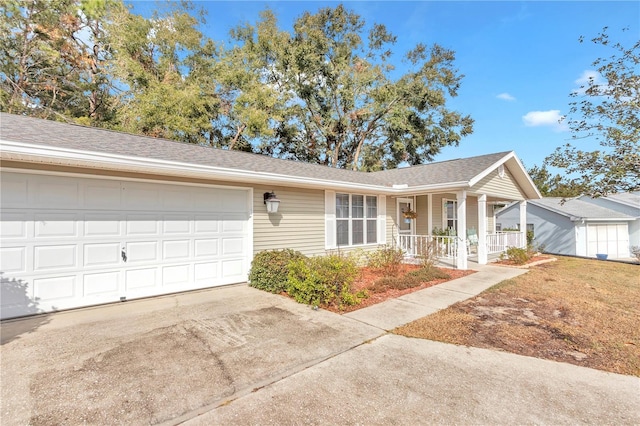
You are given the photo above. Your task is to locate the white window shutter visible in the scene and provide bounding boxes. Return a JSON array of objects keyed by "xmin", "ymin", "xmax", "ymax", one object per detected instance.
[
  {"xmin": 378, "ymin": 195, "xmax": 386, "ymax": 244},
  {"xmin": 325, "ymin": 190, "xmax": 336, "ymax": 249}
]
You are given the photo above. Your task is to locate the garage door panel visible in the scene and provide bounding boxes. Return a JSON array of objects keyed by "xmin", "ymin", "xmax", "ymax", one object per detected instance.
[
  {"xmin": 195, "ymin": 239, "xmax": 218, "ymax": 257},
  {"xmin": 34, "ymin": 275, "xmax": 76, "ymax": 301},
  {"xmin": 162, "ymin": 190, "xmax": 194, "ymax": 211},
  {"xmin": 1, "ymin": 247, "xmax": 26, "ymax": 273},
  {"xmin": 126, "ymin": 215, "xmax": 158, "ymax": 235},
  {"xmin": 84, "ymin": 214, "xmax": 121, "ymax": 237},
  {"xmin": 194, "ymin": 216, "xmax": 219, "ymax": 233},
  {"xmin": 162, "ymin": 264, "xmax": 190, "ymax": 286},
  {"xmin": 0, "ymin": 174, "xmax": 28, "ymax": 207},
  {"xmin": 33, "ymin": 180, "xmax": 80, "ymax": 209},
  {"xmin": 1, "ymin": 212, "xmax": 28, "ymax": 238},
  {"xmin": 34, "ymin": 213, "xmax": 77, "ymax": 238},
  {"xmin": 34, "ymin": 245, "xmax": 77, "ymax": 271},
  {"xmin": 84, "ymin": 181, "xmax": 121, "ymax": 209},
  {"xmin": 84, "ymin": 271, "xmax": 119, "ymax": 296},
  {"xmin": 221, "ymin": 259, "xmax": 244, "ymax": 279},
  {"xmin": 84, "ymin": 243, "xmax": 120, "ymax": 267},
  {"xmin": 163, "ymin": 240, "xmax": 190, "ymax": 260},
  {"xmin": 125, "ymin": 268, "xmax": 158, "ymax": 290},
  {"xmin": 126, "ymin": 241, "xmax": 158, "ymax": 263},
  {"xmin": 122, "ymin": 184, "xmax": 160, "ymax": 210},
  {"xmin": 222, "ymin": 238, "xmax": 244, "ymax": 256},
  {"xmin": 163, "ymin": 215, "xmax": 191, "ymax": 234},
  {"xmin": 194, "ymin": 262, "xmax": 218, "ymax": 284},
  {"xmin": 222, "ymin": 219, "xmax": 245, "ymax": 233}
]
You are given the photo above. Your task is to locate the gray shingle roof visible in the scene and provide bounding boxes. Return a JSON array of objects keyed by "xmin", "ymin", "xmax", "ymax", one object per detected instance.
[
  {"xmin": 530, "ymin": 198, "xmax": 635, "ymax": 220},
  {"xmin": 1, "ymin": 113, "xmax": 510, "ymax": 188}
]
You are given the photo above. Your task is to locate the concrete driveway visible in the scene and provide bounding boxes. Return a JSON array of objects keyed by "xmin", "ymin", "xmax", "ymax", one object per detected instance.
[{"xmin": 1, "ymin": 284, "xmax": 639, "ymax": 425}]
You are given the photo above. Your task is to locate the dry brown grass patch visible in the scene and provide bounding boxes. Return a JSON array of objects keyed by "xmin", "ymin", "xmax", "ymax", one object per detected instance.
[{"xmin": 395, "ymin": 256, "xmax": 640, "ymax": 376}]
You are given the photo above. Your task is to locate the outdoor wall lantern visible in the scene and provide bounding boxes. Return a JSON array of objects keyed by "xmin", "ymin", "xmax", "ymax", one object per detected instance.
[{"xmin": 263, "ymin": 191, "xmax": 281, "ymax": 214}]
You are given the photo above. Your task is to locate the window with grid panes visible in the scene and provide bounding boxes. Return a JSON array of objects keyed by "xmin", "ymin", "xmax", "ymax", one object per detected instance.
[{"xmin": 336, "ymin": 193, "xmax": 377, "ymax": 246}]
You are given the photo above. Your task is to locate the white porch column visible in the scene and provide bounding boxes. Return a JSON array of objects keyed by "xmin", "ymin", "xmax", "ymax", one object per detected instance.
[
  {"xmin": 456, "ymin": 190, "xmax": 468, "ymax": 270},
  {"xmin": 477, "ymin": 194, "xmax": 488, "ymax": 265},
  {"xmin": 519, "ymin": 200, "xmax": 527, "ymax": 248},
  {"xmin": 427, "ymin": 194, "xmax": 433, "ymax": 235}
]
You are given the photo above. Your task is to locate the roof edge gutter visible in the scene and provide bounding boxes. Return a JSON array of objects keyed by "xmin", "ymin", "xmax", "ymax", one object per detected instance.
[{"xmin": 2, "ymin": 140, "xmax": 465, "ymax": 195}]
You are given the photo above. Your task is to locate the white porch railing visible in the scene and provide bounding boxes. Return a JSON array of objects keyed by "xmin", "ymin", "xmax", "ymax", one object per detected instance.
[
  {"xmin": 486, "ymin": 231, "xmax": 526, "ymax": 254},
  {"xmin": 397, "ymin": 234, "xmax": 461, "ymax": 260},
  {"xmin": 397, "ymin": 231, "xmax": 526, "ymax": 261}
]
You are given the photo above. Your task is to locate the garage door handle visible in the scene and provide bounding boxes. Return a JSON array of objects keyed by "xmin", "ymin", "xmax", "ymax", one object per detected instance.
[{"xmin": 121, "ymin": 247, "xmax": 127, "ymax": 263}]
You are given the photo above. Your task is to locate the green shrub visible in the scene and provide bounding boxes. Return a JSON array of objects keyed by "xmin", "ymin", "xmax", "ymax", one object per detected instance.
[
  {"xmin": 286, "ymin": 253, "xmax": 363, "ymax": 308},
  {"xmin": 248, "ymin": 249, "xmax": 305, "ymax": 293},
  {"xmin": 367, "ymin": 245, "xmax": 404, "ymax": 276},
  {"xmin": 501, "ymin": 246, "xmax": 533, "ymax": 265}
]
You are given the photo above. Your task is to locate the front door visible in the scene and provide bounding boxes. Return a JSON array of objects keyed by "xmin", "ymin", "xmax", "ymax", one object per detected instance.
[{"xmin": 397, "ymin": 198, "xmax": 413, "ymax": 235}]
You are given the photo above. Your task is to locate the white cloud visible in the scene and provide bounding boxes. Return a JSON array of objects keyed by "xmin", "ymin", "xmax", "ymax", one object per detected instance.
[
  {"xmin": 497, "ymin": 93, "xmax": 516, "ymax": 101},
  {"xmin": 522, "ymin": 110, "xmax": 568, "ymax": 131}
]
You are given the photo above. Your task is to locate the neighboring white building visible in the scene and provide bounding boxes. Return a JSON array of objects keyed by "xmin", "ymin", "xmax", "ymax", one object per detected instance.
[{"xmin": 496, "ymin": 195, "xmax": 640, "ymax": 259}]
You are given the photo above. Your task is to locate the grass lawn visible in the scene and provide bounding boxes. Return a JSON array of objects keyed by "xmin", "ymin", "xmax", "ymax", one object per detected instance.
[{"xmin": 394, "ymin": 256, "xmax": 640, "ymax": 377}]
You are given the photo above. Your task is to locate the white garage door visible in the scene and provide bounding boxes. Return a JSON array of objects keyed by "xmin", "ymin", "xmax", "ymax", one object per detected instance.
[
  {"xmin": 0, "ymin": 171, "xmax": 252, "ymax": 319},
  {"xmin": 586, "ymin": 223, "xmax": 629, "ymax": 259}
]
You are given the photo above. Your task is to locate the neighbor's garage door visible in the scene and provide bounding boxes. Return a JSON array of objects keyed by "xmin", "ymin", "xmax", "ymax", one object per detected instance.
[
  {"xmin": 586, "ymin": 223, "xmax": 629, "ymax": 259},
  {"xmin": 0, "ymin": 171, "xmax": 251, "ymax": 319}
]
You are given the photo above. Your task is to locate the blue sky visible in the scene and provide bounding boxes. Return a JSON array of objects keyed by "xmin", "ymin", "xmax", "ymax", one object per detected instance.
[{"xmin": 128, "ymin": 1, "xmax": 639, "ymax": 171}]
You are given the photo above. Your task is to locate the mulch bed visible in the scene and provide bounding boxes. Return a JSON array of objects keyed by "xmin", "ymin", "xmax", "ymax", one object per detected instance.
[{"xmin": 324, "ymin": 264, "xmax": 475, "ymax": 314}]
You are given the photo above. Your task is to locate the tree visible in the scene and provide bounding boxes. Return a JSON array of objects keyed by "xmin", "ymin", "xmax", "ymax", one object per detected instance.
[
  {"xmin": 224, "ymin": 5, "xmax": 473, "ymax": 170},
  {"xmin": 105, "ymin": 2, "xmax": 223, "ymax": 144},
  {"xmin": 527, "ymin": 164, "xmax": 586, "ymax": 198},
  {"xmin": 546, "ymin": 27, "xmax": 640, "ymax": 196},
  {"xmin": 0, "ymin": 0, "xmax": 119, "ymax": 124}
]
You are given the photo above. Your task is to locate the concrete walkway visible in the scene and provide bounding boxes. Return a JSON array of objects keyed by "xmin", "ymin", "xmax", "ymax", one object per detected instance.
[{"xmin": 344, "ymin": 261, "xmax": 528, "ymax": 330}]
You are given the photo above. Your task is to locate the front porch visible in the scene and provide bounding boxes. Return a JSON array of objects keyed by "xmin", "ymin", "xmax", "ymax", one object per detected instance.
[
  {"xmin": 397, "ymin": 231, "xmax": 526, "ymax": 269},
  {"xmin": 392, "ymin": 190, "xmax": 529, "ymax": 270}
]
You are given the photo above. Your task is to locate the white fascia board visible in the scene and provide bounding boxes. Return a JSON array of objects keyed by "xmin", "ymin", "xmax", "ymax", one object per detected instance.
[
  {"xmin": 0, "ymin": 139, "xmax": 480, "ymax": 196},
  {"xmin": 394, "ymin": 182, "xmax": 469, "ymax": 194},
  {"xmin": 0, "ymin": 140, "xmax": 384, "ymax": 193},
  {"xmin": 571, "ymin": 217, "xmax": 635, "ymax": 222}
]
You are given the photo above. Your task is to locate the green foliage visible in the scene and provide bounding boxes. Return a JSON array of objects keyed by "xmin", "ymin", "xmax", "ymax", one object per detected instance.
[
  {"xmin": 546, "ymin": 27, "xmax": 640, "ymax": 197},
  {"xmin": 432, "ymin": 227, "xmax": 456, "ymax": 236},
  {"xmin": 527, "ymin": 164, "xmax": 586, "ymax": 197},
  {"xmin": 367, "ymin": 245, "xmax": 404, "ymax": 276},
  {"xmin": 500, "ymin": 246, "xmax": 534, "ymax": 265},
  {"xmin": 1, "ymin": 0, "xmax": 120, "ymax": 123},
  {"xmin": 227, "ymin": 5, "xmax": 473, "ymax": 170},
  {"xmin": 2, "ymin": 2, "xmax": 473, "ymax": 168},
  {"xmin": 248, "ymin": 249, "xmax": 305, "ymax": 293},
  {"xmin": 286, "ymin": 253, "xmax": 363, "ymax": 308}
]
